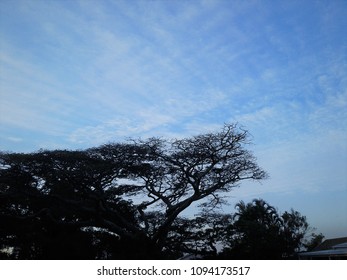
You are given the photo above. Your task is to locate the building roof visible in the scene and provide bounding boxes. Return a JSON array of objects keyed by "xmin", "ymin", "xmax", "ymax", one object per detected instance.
[
  {"xmin": 332, "ymin": 242, "xmax": 347, "ymax": 249},
  {"xmin": 312, "ymin": 237, "xmax": 347, "ymax": 251},
  {"xmin": 299, "ymin": 237, "xmax": 347, "ymax": 259}
]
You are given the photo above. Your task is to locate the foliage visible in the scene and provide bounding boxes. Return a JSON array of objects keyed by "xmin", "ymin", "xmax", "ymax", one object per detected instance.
[
  {"xmin": 219, "ymin": 199, "xmax": 311, "ymax": 259},
  {"xmin": 303, "ymin": 233, "xmax": 325, "ymax": 251}
]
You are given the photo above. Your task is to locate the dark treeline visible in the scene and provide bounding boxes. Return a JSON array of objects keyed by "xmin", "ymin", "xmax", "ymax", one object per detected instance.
[{"xmin": 0, "ymin": 124, "xmax": 320, "ymax": 259}]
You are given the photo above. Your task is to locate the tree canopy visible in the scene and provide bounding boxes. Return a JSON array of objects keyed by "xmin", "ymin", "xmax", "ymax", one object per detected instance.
[
  {"xmin": 219, "ymin": 199, "xmax": 311, "ymax": 259},
  {"xmin": 0, "ymin": 123, "xmax": 316, "ymax": 259}
]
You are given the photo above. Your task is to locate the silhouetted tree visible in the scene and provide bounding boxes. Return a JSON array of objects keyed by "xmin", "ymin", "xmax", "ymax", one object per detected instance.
[
  {"xmin": 133, "ymin": 125, "xmax": 264, "ymax": 248},
  {"xmin": 303, "ymin": 233, "xmax": 325, "ymax": 251},
  {"xmin": 0, "ymin": 149, "xmax": 138, "ymax": 259},
  {"xmin": 220, "ymin": 199, "xmax": 310, "ymax": 259},
  {"xmin": 0, "ymin": 124, "xmax": 267, "ymax": 259},
  {"xmin": 281, "ymin": 209, "xmax": 310, "ymax": 256}
]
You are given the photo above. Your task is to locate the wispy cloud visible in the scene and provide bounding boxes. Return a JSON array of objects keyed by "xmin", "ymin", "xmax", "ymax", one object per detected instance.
[{"xmin": 1, "ymin": 0, "xmax": 346, "ymax": 144}]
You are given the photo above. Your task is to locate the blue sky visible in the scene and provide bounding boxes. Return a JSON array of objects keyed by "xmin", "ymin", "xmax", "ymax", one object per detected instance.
[{"xmin": 1, "ymin": 0, "xmax": 346, "ymax": 239}]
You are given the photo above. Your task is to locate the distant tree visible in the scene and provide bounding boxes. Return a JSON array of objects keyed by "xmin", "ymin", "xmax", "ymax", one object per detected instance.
[
  {"xmin": 0, "ymin": 124, "xmax": 267, "ymax": 259},
  {"xmin": 281, "ymin": 209, "xmax": 310, "ymax": 256},
  {"xmin": 303, "ymin": 233, "xmax": 325, "ymax": 251},
  {"xmin": 220, "ymin": 199, "xmax": 310, "ymax": 259}
]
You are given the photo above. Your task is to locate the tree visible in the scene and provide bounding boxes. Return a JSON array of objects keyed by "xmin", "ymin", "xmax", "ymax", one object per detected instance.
[
  {"xmin": 0, "ymin": 123, "xmax": 267, "ymax": 259},
  {"xmin": 0, "ymin": 149, "xmax": 135, "ymax": 259},
  {"xmin": 281, "ymin": 209, "xmax": 310, "ymax": 256},
  {"xmin": 219, "ymin": 199, "xmax": 311, "ymax": 259},
  {"xmin": 303, "ymin": 233, "xmax": 325, "ymax": 251},
  {"xmin": 162, "ymin": 212, "xmax": 233, "ymax": 259}
]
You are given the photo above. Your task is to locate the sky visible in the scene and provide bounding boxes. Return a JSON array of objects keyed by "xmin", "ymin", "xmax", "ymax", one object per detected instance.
[{"xmin": 1, "ymin": 0, "xmax": 346, "ymax": 240}]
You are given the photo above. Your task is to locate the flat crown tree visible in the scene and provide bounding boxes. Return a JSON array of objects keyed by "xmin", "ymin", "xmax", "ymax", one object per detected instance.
[{"xmin": 126, "ymin": 124, "xmax": 267, "ymax": 248}]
